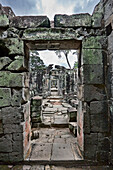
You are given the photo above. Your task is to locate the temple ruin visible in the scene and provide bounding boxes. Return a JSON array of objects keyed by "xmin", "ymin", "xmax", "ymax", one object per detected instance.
[{"xmin": 0, "ymin": 0, "xmax": 113, "ymax": 168}]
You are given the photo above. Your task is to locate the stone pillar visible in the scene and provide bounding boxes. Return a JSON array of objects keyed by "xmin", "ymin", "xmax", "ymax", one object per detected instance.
[
  {"xmin": 77, "ymin": 35, "xmax": 110, "ymax": 162},
  {"xmin": 0, "ymin": 38, "xmax": 31, "ymax": 162}
]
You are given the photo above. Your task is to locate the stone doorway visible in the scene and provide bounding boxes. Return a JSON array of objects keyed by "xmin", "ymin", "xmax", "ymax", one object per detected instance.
[{"xmin": 26, "ymin": 41, "xmax": 83, "ymax": 161}]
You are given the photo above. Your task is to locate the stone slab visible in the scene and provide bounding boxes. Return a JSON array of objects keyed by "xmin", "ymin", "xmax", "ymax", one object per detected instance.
[
  {"xmin": 51, "ymin": 143, "xmax": 74, "ymax": 160},
  {"xmin": 10, "ymin": 16, "xmax": 50, "ymax": 28},
  {"xmin": 0, "ymin": 38, "xmax": 24, "ymax": 56},
  {"xmin": 83, "ymin": 64, "xmax": 104, "ymax": 84},
  {"xmin": 54, "ymin": 14, "xmax": 91, "ymax": 27},
  {"xmin": 22, "ymin": 28, "xmax": 79, "ymax": 41},
  {"xmin": 30, "ymin": 143, "xmax": 52, "ymax": 160},
  {"xmin": 62, "ymin": 103, "xmax": 72, "ymax": 108},
  {"xmin": 82, "ymin": 36, "xmax": 107, "ymax": 49}
]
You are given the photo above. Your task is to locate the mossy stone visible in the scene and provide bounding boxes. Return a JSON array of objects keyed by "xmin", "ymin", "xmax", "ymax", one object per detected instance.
[
  {"xmin": 0, "ymin": 71, "xmax": 24, "ymax": 87},
  {"xmin": 0, "ymin": 57, "xmax": 12, "ymax": 70},
  {"xmin": 7, "ymin": 56, "xmax": 24, "ymax": 70},
  {"xmin": 0, "ymin": 14, "xmax": 9, "ymax": 27},
  {"xmin": 0, "ymin": 88, "xmax": 11, "ymax": 107}
]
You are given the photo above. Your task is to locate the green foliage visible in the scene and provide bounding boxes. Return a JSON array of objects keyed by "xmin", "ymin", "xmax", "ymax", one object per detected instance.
[
  {"xmin": 30, "ymin": 50, "xmax": 46, "ymax": 71},
  {"xmin": 74, "ymin": 61, "xmax": 78, "ymax": 69}
]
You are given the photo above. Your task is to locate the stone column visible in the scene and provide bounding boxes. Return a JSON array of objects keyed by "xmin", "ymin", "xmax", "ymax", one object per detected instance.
[{"xmin": 77, "ymin": 35, "xmax": 109, "ymax": 161}]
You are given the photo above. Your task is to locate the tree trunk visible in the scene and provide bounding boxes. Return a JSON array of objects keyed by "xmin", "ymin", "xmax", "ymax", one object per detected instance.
[{"xmin": 65, "ymin": 53, "xmax": 71, "ymax": 69}]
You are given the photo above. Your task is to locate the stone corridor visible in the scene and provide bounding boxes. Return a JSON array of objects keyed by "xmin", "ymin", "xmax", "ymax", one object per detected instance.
[{"xmin": 29, "ymin": 86, "xmax": 80, "ymax": 161}]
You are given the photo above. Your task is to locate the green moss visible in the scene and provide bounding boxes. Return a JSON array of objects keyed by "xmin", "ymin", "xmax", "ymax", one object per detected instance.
[
  {"xmin": 0, "ymin": 14, "xmax": 9, "ymax": 27},
  {"xmin": 22, "ymin": 28, "xmax": 77, "ymax": 40},
  {"xmin": 7, "ymin": 56, "xmax": 24, "ymax": 70},
  {"xmin": 0, "ymin": 38, "xmax": 24, "ymax": 56},
  {"xmin": 0, "ymin": 88, "xmax": 11, "ymax": 107},
  {"xmin": 0, "ymin": 57, "xmax": 12, "ymax": 70},
  {"xmin": 82, "ymin": 49, "xmax": 103, "ymax": 65},
  {"xmin": 0, "ymin": 71, "xmax": 24, "ymax": 87},
  {"xmin": 82, "ymin": 36, "xmax": 106, "ymax": 49}
]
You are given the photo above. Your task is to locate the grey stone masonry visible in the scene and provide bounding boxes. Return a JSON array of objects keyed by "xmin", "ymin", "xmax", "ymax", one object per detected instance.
[{"xmin": 0, "ymin": 0, "xmax": 112, "ymax": 164}]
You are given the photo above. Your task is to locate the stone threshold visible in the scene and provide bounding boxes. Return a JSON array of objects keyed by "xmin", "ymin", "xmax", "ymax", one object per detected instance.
[{"xmin": 0, "ymin": 160, "xmax": 110, "ymax": 166}]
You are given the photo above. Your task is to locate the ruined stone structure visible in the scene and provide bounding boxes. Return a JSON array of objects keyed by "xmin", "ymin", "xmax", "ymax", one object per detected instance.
[
  {"xmin": 0, "ymin": 0, "xmax": 113, "ymax": 165},
  {"xmin": 42, "ymin": 65, "xmax": 77, "ymax": 98}
]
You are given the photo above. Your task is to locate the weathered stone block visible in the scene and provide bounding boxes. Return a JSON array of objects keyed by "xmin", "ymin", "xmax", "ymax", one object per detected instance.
[
  {"xmin": 11, "ymin": 88, "xmax": 23, "ymax": 106},
  {"xmin": 13, "ymin": 133, "xmax": 23, "ymax": 141},
  {"xmin": 0, "ymin": 57, "xmax": 12, "ymax": 70},
  {"xmin": 11, "ymin": 88, "xmax": 29, "ymax": 106},
  {"xmin": 12, "ymin": 140, "xmax": 23, "ymax": 153},
  {"xmin": 31, "ymin": 111, "xmax": 41, "ymax": 117},
  {"xmin": 0, "ymin": 29, "xmax": 7, "ymax": 39},
  {"xmin": 7, "ymin": 56, "xmax": 26, "ymax": 71},
  {"xmin": 67, "ymin": 108, "xmax": 77, "ymax": 122},
  {"xmin": 54, "ymin": 14, "xmax": 91, "ymax": 27},
  {"xmin": 98, "ymin": 136, "xmax": 110, "ymax": 152},
  {"xmin": 31, "ymin": 116, "xmax": 41, "ymax": 123},
  {"xmin": 90, "ymin": 114, "xmax": 109, "ymax": 132},
  {"xmin": 22, "ymin": 102, "xmax": 30, "ymax": 121},
  {"xmin": 7, "ymin": 27, "xmax": 20, "ymax": 38},
  {"xmin": 0, "ymin": 88, "xmax": 11, "ymax": 107},
  {"xmin": 0, "ymin": 14, "xmax": 9, "ymax": 27},
  {"xmin": 84, "ymin": 104, "xmax": 90, "ymax": 133},
  {"xmin": 31, "ymin": 105, "xmax": 41, "ymax": 112},
  {"xmin": 10, "ymin": 16, "xmax": 50, "ymax": 28},
  {"xmin": 0, "ymin": 38, "xmax": 24, "ymax": 56},
  {"xmin": 0, "ymin": 153, "xmax": 9, "ymax": 162},
  {"xmin": 84, "ymin": 133, "xmax": 98, "ymax": 160},
  {"xmin": 83, "ymin": 65, "xmax": 104, "ymax": 84},
  {"xmin": 96, "ymin": 151, "xmax": 109, "ymax": 162},
  {"xmin": 3, "ymin": 6, "xmax": 15, "ymax": 19},
  {"xmin": 31, "ymin": 96, "xmax": 42, "ymax": 106},
  {"xmin": 92, "ymin": 12, "xmax": 103, "ymax": 28},
  {"xmin": 22, "ymin": 28, "xmax": 79, "ymax": 42},
  {"xmin": 0, "ymin": 71, "xmax": 24, "ymax": 87},
  {"xmin": 0, "ymin": 134, "xmax": 12, "ymax": 152},
  {"xmin": 104, "ymin": 0, "xmax": 113, "ymax": 20},
  {"xmin": 78, "ymin": 85, "xmax": 106, "ymax": 102},
  {"xmin": 3, "ymin": 123, "xmax": 25, "ymax": 134},
  {"xmin": 2, "ymin": 107, "xmax": 23, "ymax": 124},
  {"xmin": 108, "ymin": 31, "xmax": 113, "ymax": 55},
  {"xmin": 9, "ymin": 152, "xmax": 23, "ymax": 162},
  {"xmin": 82, "ymin": 36, "xmax": 107, "ymax": 49},
  {"xmin": 90, "ymin": 101, "xmax": 108, "ymax": 114},
  {"xmin": 0, "ymin": 120, "xmax": 3, "ymax": 134},
  {"xmin": 82, "ymin": 49, "xmax": 103, "ymax": 65}
]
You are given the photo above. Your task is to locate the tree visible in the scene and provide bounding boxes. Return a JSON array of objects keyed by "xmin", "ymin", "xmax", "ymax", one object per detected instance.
[
  {"xmin": 30, "ymin": 50, "xmax": 46, "ymax": 71},
  {"xmin": 55, "ymin": 50, "xmax": 71, "ymax": 69}
]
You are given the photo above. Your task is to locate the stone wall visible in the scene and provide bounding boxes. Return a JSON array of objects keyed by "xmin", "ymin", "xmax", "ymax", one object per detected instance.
[
  {"xmin": 103, "ymin": 0, "xmax": 113, "ymax": 164},
  {"xmin": 0, "ymin": 5, "xmax": 31, "ymax": 162},
  {"xmin": 0, "ymin": 0, "xmax": 112, "ymax": 163}
]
